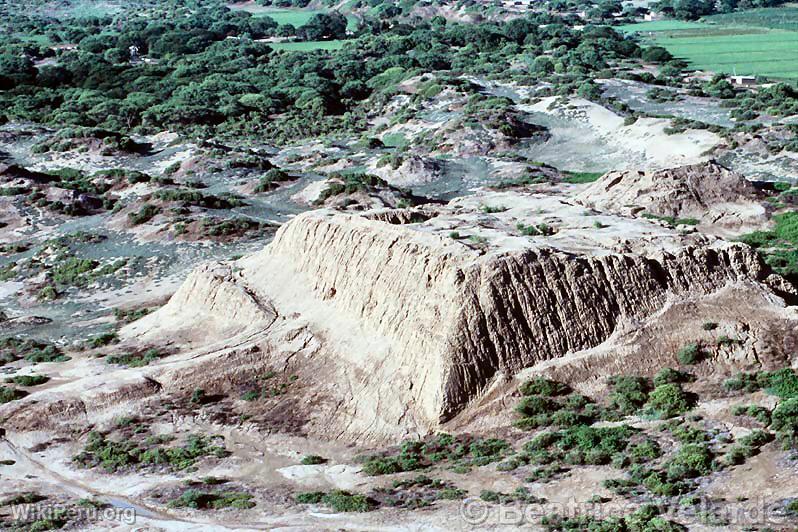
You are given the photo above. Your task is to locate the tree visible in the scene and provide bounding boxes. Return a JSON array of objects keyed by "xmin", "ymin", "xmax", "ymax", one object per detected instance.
[
  {"xmin": 0, "ymin": 54, "xmax": 36, "ymax": 88},
  {"xmin": 296, "ymin": 12, "xmax": 348, "ymax": 41},
  {"xmin": 532, "ymin": 56, "xmax": 555, "ymax": 74},
  {"xmin": 641, "ymin": 46, "xmax": 673, "ymax": 63},
  {"xmin": 36, "ymin": 65, "xmax": 72, "ymax": 88},
  {"xmin": 704, "ymin": 73, "xmax": 736, "ymax": 99},
  {"xmin": 238, "ymin": 93, "xmax": 278, "ymax": 113},
  {"xmin": 103, "ymin": 47, "xmax": 130, "ymax": 64}
]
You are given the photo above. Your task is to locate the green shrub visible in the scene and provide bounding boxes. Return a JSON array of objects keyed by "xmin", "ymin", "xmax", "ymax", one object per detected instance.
[
  {"xmin": 74, "ymin": 431, "xmax": 140, "ymax": 472},
  {"xmin": 128, "ymin": 203, "xmax": 160, "ymax": 225},
  {"xmin": 677, "ymin": 343, "xmax": 703, "ymax": 365},
  {"xmin": 240, "ymin": 390, "xmax": 259, "ymax": 401},
  {"xmin": 106, "ymin": 348, "xmax": 164, "ymax": 367},
  {"xmin": 190, "ymin": 388, "xmax": 206, "ymax": 404},
  {"xmin": 716, "ymin": 335, "xmax": 739, "ymax": 346},
  {"xmin": 642, "ymin": 212, "xmax": 699, "ymax": 226},
  {"xmin": 670, "ymin": 422, "xmax": 711, "ymax": 444},
  {"xmin": 666, "ymin": 444, "xmax": 714, "ymax": 480},
  {"xmin": 626, "ymin": 504, "xmax": 686, "ymax": 531},
  {"xmin": 74, "ymin": 432, "xmax": 228, "ymax": 473},
  {"xmin": 628, "ymin": 439, "xmax": 662, "ymax": 463},
  {"xmin": 361, "ymin": 456, "xmax": 412, "ymax": 476},
  {"xmin": 0, "ymin": 386, "xmax": 26, "ymax": 403},
  {"xmin": 1, "ymin": 492, "xmax": 47, "ymax": 506},
  {"xmin": 550, "ymin": 409, "xmax": 589, "ymax": 427},
  {"xmin": 724, "ymin": 429, "xmax": 773, "ymax": 465},
  {"xmin": 113, "ymin": 307, "xmax": 150, "ymax": 324},
  {"xmin": 731, "ymin": 404, "xmax": 771, "ymax": 425},
  {"xmin": 321, "ymin": 490, "xmax": 373, "ymax": 512},
  {"xmin": 300, "ymin": 455, "xmax": 326, "ymax": 465},
  {"xmin": 5, "ymin": 374, "xmax": 48, "ymax": 386},
  {"xmin": 479, "ymin": 487, "xmax": 543, "ymax": 504},
  {"xmin": 469, "ymin": 438, "xmax": 509, "ymax": 458},
  {"xmin": 154, "ymin": 189, "xmax": 244, "ymax": 209},
  {"xmin": 88, "ymin": 331, "xmax": 119, "ymax": 348},
  {"xmin": 646, "ymin": 383, "xmax": 694, "ymax": 418},
  {"xmin": 608, "ymin": 376, "xmax": 650, "ymax": 415},
  {"xmin": 654, "ymin": 368, "xmax": 690, "ymax": 387},
  {"xmin": 438, "ymin": 487, "xmax": 466, "ymax": 500},
  {"xmin": 168, "ymin": 489, "xmax": 255, "ymax": 509},
  {"xmin": 517, "ymin": 222, "xmax": 555, "ymax": 236},
  {"xmin": 766, "ymin": 368, "xmax": 798, "ymax": 399},
  {"xmin": 37, "ymin": 285, "xmax": 58, "ymax": 301},
  {"xmin": 255, "ymin": 169, "xmax": 293, "ymax": 193},
  {"xmin": 771, "ymin": 397, "xmax": 798, "ymax": 447},
  {"xmin": 723, "ymin": 372, "xmax": 767, "ymax": 393},
  {"xmin": 0, "ymin": 338, "xmax": 63, "ymax": 364},
  {"xmin": 314, "ymin": 173, "xmax": 388, "ymax": 204},
  {"xmin": 52, "ymin": 257, "xmax": 98, "ymax": 287},
  {"xmin": 28, "ymin": 515, "xmax": 68, "ymax": 531},
  {"xmin": 295, "ymin": 491, "xmax": 325, "ymax": 504},
  {"xmin": 479, "ymin": 489, "xmax": 500, "ymax": 503},
  {"xmin": 525, "ymin": 464, "xmax": 564, "ymax": 483},
  {"xmin": 516, "ymin": 395, "xmax": 557, "ymax": 416},
  {"xmin": 125, "ymin": 171, "xmax": 152, "ymax": 185},
  {"xmin": 523, "ymin": 431, "xmax": 560, "ymax": 453},
  {"xmin": 362, "ymin": 433, "xmax": 508, "ymax": 476},
  {"xmin": 24, "ymin": 343, "xmax": 69, "ymax": 363},
  {"xmin": 541, "ymin": 503, "xmax": 685, "ymax": 531},
  {"xmin": 519, "ymin": 377, "xmax": 569, "ymax": 397},
  {"xmin": 556, "ymin": 425, "xmax": 634, "ymax": 464}
]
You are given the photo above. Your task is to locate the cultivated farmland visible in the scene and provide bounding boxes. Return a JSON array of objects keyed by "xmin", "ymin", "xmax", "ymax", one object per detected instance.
[
  {"xmin": 266, "ymin": 39, "xmax": 347, "ymax": 51},
  {"xmin": 704, "ymin": 7, "xmax": 798, "ymax": 31},
  {"xmin": 622, "ymin": 16, "xmax": 798, "ymax": 79},
  {"xmin": 227, "ymin": 4, "xmax": 357, "ymax": 29}
]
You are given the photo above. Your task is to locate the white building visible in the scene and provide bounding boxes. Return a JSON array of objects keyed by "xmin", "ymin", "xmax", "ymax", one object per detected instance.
[{"xmin": 730, "ymin": 75, "xmax": 757, "ymax": 86}]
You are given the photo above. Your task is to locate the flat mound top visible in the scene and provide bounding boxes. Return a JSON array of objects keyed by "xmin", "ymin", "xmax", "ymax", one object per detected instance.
[{"xmin": 325, "ymin": 189, "xmax": 735, "ymax": 262}]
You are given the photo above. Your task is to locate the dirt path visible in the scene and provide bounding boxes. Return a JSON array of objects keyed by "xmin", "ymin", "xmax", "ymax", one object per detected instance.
[{"xmin": 0, "ymin": 435, "xmax": 268, "ymax": 531}]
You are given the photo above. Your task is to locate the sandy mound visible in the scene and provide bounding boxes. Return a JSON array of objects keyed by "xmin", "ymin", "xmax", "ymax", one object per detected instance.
[
  {"xmin": 520, "ymin": 97, "xmax": 722, "ymax": 171},
  {"xmin": 575, "ymin": 160, "xmax": 769, "ymax": 231},
  {"xmin": 112, "ymin": 190, "xmax": 793, "ymax": 441},
  {"xmin": 368, "ymin": 154, "xmax": 443, "ymax": 186}
]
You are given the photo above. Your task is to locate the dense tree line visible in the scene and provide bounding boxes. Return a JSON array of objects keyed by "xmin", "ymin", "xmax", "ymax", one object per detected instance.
[
  {"xmin": 653, "ymin": 0, "xmax": 790, "ymax": 20},
  {"xmin": 0, "ymin": 1, "xmax": 645, "ymax": 143}
]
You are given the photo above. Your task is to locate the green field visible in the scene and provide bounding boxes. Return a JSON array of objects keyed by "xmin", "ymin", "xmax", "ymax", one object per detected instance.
[
  {"xmin": 228, "ymin": 4, "xmax": 357, "ymax": 29},
  {"xmin": 15, "ymin": 34, "xmax": 51, "ymax": 45},
  {"xmin": 267, "ymin": 39, "xmax": 347, "ymax": 52},
  {"xmin": 65, "ymin": 2, "xmax": 121, "ymax": 17},
  {"xmin": 622, "ymin": 17, "xmax": 798, "ymax": 79},
  {"xmin": 704, "ymin": 7, "xmax": 798, "ymax": 31},
  {"xmin": 618, "ymin": 20, "xmax": 708, "ymax": 33}
]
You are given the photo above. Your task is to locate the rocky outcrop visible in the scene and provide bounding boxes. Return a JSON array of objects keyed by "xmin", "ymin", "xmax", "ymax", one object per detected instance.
[
  {"xmin": 431, "ymin": 111, "xmax": 550, "ymax": 157},
  {"xmin": 575, "ymin": 161, "xmax": 767, "ymax": 229},
  {"xmin": 126, "ymin": 191, "xmax": 792, "ymax": 440},
  {"xmin": 369, "ymin": 154, "xmax": 444, "ymax": 187},
  {"xmin": 292, "ymin": 173, "xmax": 425, "ymax": 211}
]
